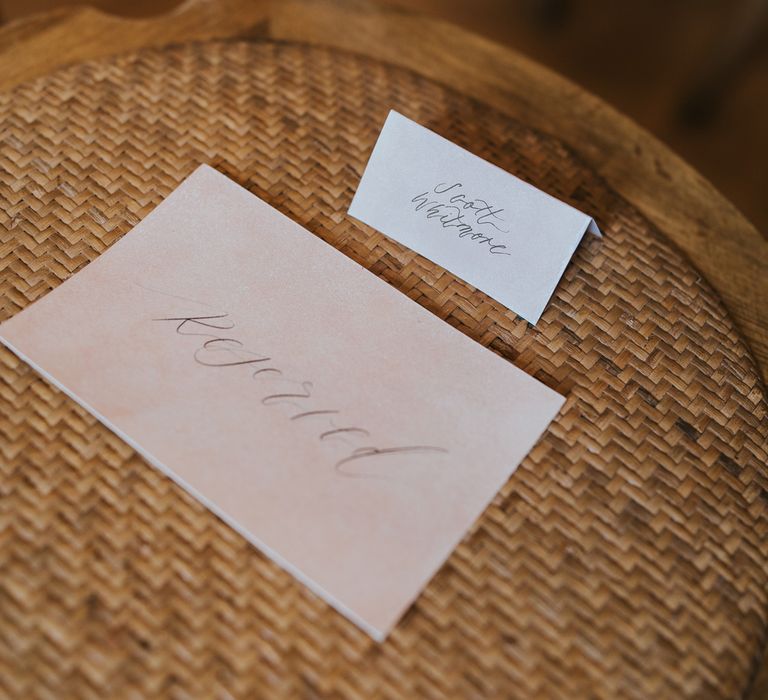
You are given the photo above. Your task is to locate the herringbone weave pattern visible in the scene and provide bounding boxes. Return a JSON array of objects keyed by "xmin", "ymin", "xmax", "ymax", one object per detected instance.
[{"xmin": 0, "ymin": 41, "xmax": 766, "ymax": 700}]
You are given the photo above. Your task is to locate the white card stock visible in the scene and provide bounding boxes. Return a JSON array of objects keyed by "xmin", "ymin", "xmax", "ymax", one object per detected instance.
[{"xmin": 349, "ymin": 110, "xmax": 600, "ymax": 324}]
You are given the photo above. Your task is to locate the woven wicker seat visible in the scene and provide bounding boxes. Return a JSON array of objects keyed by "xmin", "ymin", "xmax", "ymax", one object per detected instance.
[{"xmin": 0, "ymin": 41, "xmax": 766, "ymax": 699}]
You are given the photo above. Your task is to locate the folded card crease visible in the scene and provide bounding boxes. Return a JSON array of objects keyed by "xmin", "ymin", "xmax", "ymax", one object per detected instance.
[
  {"xmin": 0, "ymin": 164, "xmax": 564, "ymax": 640},
  {"xmin": 349, "ymin": 110, "xmax": 600, "ymax": 324}
]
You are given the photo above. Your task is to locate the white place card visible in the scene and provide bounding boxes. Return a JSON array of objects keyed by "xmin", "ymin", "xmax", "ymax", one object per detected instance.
[{"xmin": 349, "ymin": 110, "xmax": 600, "ymax": 324}]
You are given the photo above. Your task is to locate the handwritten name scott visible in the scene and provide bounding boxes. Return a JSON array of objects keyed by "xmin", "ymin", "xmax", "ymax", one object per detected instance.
[
  {"xmin": 410, "ymin": 182, "xmax": 511, "ymax": 256},
  {"xmin": 152, "ymin": 306, "xmax": 447, "ymax": 477}
]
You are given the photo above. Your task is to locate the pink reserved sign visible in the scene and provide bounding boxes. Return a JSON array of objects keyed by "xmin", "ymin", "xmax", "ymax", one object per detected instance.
[{"xmin": 0, "ymin": 165, "xmax": 564, "ymax": 640}]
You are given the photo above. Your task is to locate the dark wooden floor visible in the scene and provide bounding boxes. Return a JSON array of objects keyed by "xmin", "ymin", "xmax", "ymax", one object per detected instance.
[{"xmin": 398, "ymin": 0, "xmax": 768, "ymax": 238}]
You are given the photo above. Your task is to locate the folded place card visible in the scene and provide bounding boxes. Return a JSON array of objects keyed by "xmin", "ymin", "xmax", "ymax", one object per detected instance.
[
  {"xmin": 0, "ymin": 165, "xmax": 565, "ymax": 641},
  {"xmin": 349, "ymin": 110, "xmax": 601, "ymax": 325}
]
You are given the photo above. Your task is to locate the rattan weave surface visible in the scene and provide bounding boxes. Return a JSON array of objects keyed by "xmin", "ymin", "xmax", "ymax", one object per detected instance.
[{"xmin": 0, "ymin": 40, "xmax": 766, "ymax": 700}]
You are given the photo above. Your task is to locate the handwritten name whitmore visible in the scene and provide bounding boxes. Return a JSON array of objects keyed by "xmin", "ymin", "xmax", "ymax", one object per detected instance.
[{"xmin": 411, "ymin": 182, "xmax": 511, "ymax": 256}]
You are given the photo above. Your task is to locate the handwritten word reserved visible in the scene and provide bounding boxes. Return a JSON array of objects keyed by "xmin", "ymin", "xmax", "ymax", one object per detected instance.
[
  {"xmin": 153, "ymin": 309, "xmax": 446, "ymax": 477},
  {"xmin": 411, "ymin": 182, "xmax": 511, "ymax": 256}
]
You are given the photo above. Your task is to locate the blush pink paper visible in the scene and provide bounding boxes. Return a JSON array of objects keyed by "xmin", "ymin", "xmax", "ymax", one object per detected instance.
[{"xmin": 0, "ymin": 165, "xmax": 564, "ymax": 640}]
